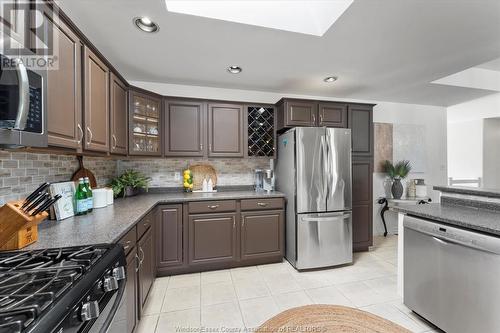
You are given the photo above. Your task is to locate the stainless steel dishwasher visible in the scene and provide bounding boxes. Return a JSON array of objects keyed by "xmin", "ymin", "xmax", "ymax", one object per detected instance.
[{"xmin": 404, "ymin": 215, "xmax": 500, "ymax": 333}]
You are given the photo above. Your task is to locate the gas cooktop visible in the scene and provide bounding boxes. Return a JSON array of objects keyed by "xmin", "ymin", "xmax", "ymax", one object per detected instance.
[{"xmin": 0, "ymin": 244, "xmax": 125, "ymax": 333}]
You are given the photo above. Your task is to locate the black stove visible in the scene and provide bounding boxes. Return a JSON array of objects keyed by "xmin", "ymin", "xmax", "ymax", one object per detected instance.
[{"xmin": 0, "ymin": 244, "xmax": 126, "ymax": 333}]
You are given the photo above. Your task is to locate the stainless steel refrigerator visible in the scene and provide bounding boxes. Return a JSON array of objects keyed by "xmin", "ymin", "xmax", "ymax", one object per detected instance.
[{"xmin": 276, "ymin": 127, "xmax": 352, "ymax": 270}]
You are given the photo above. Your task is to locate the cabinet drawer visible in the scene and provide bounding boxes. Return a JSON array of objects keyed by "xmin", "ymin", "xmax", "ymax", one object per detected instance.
[
  {"xmin": 188, "ymin": 200, "xmax": 236, "ymax": 214},
  {"xmin": 241, "ymin": 198, "xmax": 283, "ymax": 211},
  {"xmin": 137, "ymin": 211, "xmax": 154, "ymax": 240},
  {"xmin": 118, "ymin": 226, "xmax": 137, "ymax": 255}
]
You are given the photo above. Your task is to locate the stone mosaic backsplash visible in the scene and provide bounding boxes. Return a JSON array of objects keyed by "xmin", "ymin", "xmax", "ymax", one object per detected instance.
[
  {"xmin": 0, "ymin": 150, "xmax": 271, "ymax": 205},
  {"xmin": 0, "ymin": 151, "xmax": 116, "ymax": 205},
  {"xmin": 117, "ymin": 158, "xmax": 271, "ymax": 188}
]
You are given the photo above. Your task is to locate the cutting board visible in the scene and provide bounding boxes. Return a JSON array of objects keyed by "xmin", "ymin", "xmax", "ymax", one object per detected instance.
[{"xmin": 71, "ymin": 156, "xmax": 97, "ymax": 188}]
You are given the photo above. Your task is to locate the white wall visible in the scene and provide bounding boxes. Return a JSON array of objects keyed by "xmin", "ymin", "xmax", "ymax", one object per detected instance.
[
  {"xmin": 372, "ymin": 102, "xmax": 448, "ymax": 235},
  {"xmin": 130, "ymin": 81, "xmax": 449, "ymax": 237},
  {"xmin": 448, "ymin": 93, "xmax": 500, "ymax": 122},
  {"xmin": 447, "ymin": 120, "xmax": 483, "ymax": 181}
]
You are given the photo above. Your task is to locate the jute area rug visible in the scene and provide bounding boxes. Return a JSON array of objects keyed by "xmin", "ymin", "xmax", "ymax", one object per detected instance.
[{"xmin": 257, "ymin": 305, "xmax": 412, "ymax": 333}]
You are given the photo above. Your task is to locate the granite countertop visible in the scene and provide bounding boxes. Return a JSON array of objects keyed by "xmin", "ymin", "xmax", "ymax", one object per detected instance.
[
  {"xmin": 434, "ymin": 185, "xmax": 500, "ymax": 198},
  {"xmin": 393, "ymin": 203, "xmax": 500, "ymax": 236},
  {"xmin": 26, "ymin": 191, "xmax": 285, "ymax": 250}
]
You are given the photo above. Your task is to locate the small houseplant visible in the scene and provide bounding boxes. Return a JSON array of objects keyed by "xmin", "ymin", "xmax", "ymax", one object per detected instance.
[
  {"xmin": 384, "ymin": 160, "xmax": 412, "ymax": 199},
  {"xmin": 110, "ymin": 170, "xmax": 150, "ymax": 198}
]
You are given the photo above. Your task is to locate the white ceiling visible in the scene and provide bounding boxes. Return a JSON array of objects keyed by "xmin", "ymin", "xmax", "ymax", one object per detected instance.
[{"xmin": 56, "ymin": 0, "xmax": 500, "ymax": 107}]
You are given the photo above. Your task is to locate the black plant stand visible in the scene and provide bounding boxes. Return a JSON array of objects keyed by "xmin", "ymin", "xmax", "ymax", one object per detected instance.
[{"xmin": 377, "ymin": 197, "xmax": 432, "ymax": 237}]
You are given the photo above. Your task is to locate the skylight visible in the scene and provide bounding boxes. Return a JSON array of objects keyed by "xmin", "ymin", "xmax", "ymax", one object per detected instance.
[{"xmin": 164, "ymin": 0, "xmax": 354, "ymax": 36}]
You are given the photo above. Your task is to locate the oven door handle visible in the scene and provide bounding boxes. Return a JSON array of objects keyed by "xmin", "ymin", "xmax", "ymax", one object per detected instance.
[
  {"xmin": 98, "ymin": 277, "xmax": 126, "ymax": 333},
  {"xmin": 14, "ymin": 59, "xmax": 30, "ymax": 131}
]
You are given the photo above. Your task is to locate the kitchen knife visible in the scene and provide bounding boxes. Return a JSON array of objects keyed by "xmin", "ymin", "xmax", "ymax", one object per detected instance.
[
  {"xmin": 22, "ymin": 182, "xmax": 50, "ymax": 208},
  {"xmin": 31, "ymin": 194, "xmax": 62, "ymax": 216},
  {"xmin": 24, "ymin": 192, "xmax": 50, "ymax": 213}
]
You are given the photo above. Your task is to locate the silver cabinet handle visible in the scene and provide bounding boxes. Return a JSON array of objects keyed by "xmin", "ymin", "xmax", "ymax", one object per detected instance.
[
  {"xmin": 319, "ymin": 113, "xmax": 323, "ymax": 124},
  {"xmin": 123, "ymin": 240, "xmax": 131, "ymax": 250},
  {"xmin": 112, "ymin": 135, "xmax": 117, "ymax": 149},
  {"xmin": 139, "ymin": 246, "xmax": 145, "ymax": 265},
  {"xmin": 135, "ymin": 253, "xmax": 140, "ymax": 272},
  {"xmin": 86, "ymin": 127, "xmax": 93, "ymax": 145},
  {"xmin": 200, "ymin": 143, "xmax": 203, "ymax": 151},
  {"xmin": 14, "ymin": 58, "xmax": 29, "ymax": 130},
  {"xmin": 257, "ymin": 202, "xmax": 268, "ymax": 207},
  {"xmin": 209, "ymin": 143, "xmax": 212, "ymax": 151},
  {"xmin": 77, "ymin": 124, "xmax": 84, "ymax": 144},
  {"xmin": 233, "ymin": 220, "xmax": 236, "ymax": 229},
  {"xmin": 311, "ymin": 113, "xmax": 316, "ymax": 124},
  {"xmin": 208, "ymin": 205, "xmax": 219, "ymax": 209}
]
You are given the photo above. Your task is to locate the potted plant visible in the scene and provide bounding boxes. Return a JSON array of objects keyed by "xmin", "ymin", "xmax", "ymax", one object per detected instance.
[
  {"xmin": 110, "ymin": 170, "xmax": 151, "ymax": 198},
  {"xmin": 384, "ymin": 160, "xmax": 412, "ymax": 199}
]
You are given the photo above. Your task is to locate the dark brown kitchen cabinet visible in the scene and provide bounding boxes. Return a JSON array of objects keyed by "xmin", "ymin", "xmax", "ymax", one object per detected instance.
[
  {"xmin": 129, "ymin": 90, "xmax": 162, "ymax": 156},
  {"xmin": 241, "ymin": 210, "xmax": 284, "ymax": 261},
  {"xmin": 0, "ymin": 0, "xmax": 28, "ymax": 46},
  {"xmin": 352, "ymin": 158, "xmax": 373, "ymax": 251},
  {"xmin": 318, "ymin": 103, "xmax": 347, "ymax": 128},
  {"xmin": 110, "ymin": 73, "xmax": 128, "ymax": 155},
  {"xmin": 124, "ymin": 248, "xmax": 138, "ymax": 333},
  {"xmin": 156, "ymin": 205, "xmax": 184, "ymax": 268},
  {"xmin": 277, "ymin": 99, "xmax": 317, "ymax": 129},
  {"xmin": 348, "ymin": 104, "xmax": 374, "ymax": 156},
  {"xmin": 188, "ymin": 212, "xmax": 238, "ymax": 265},
  {"xmin": 83, "ymin": 46, "xmax": 110, "ymax": 152},
  {"xmin": 137, "ymin": 228, "xmax": 154, "ymax": 312},
  {"xmin": 42, "ymin": 10, "xmax": 83, "ymax": 150},
  {"xmin": 208, "ymin": 103, "xmax": 244, "ymax": 157},
  {"xmin": 164, "ymin": 100, "xmax": 206, "ymax": 157}
]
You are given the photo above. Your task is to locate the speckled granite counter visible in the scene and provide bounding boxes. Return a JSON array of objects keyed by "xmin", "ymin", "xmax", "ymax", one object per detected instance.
[
  {"xmin": 393, "ymin": 203, "xmax": 500, "ymax": 236},
  {"xmin": 26, "ymin": 191, "xmax": 285, "ymax": 250},
  {"xmin": 434, "ymin": 185, "xmax": 500, "ymax": 198}
]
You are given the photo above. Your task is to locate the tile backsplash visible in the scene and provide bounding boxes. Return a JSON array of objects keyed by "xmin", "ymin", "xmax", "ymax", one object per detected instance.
[
  {"xmin": 0, "ymin": 151, "xmax": 116, "ymax": 205},
  {"xmin": 0, "ymin": 150, "xmax": 271, "ymax": 204},
  {"xmin": 117, "ymin": 158, "xmax": 271, "ymax": 187}
]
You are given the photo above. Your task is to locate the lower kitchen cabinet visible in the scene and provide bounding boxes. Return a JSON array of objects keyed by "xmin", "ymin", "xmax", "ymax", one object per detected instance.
[
  {"xmin": 156, "ymin": 204, "xmax": 184, "ymax": 268},
  {"xmin": 188, "ymin": 213, "xmax": 238, "ymax": 265},
  {"xmin": 124, "ymin": 248, "xmax": 138, "ymax": 333},
  {"xmin": 352, "ymin": 158, "xmax": 373, "ymax": 251},
  {"xmin": 241, "ymin": 210, "xmax": 284, "ymax": 261},
  {"xmin": 137, "ymin": 228, "xmax": 154, "ymax": 313}
]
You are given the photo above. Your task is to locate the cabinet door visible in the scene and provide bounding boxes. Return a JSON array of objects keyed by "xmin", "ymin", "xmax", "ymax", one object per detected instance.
[
  {"xmin": 44, "ymin": 12, "xmax": 83, "ymax": 149},
  {"xmin": 284, "ymin": 100, "xmax": 317, "ymax": 127},
  {"xmin": 165, "ymin": 100, "xmax": 205, "ymax": 157},
  {"xmin": 157, "ymin": 205, "xmax": 184, "ymax": 268},
  {"xmin": 124, "ymin": 249, "xmax": 138, "ymax": 333},
  {"xmin": 110, "ymin": 73, "xmax": 128, "ymax": 155},
  {"xmin": 84, "ymin": 46, "xmax": 109, "ymax": 152},
  {"xmin": 129, "ymin": 91, "xmax": 162, "ymax": 156},
  {"xmin": 0, "ymin": 0, "xmax": 27, "ymax": 46},
  {"xmin": 138, "ymin": 228, "xmax": 154, "ymax": 310},
  {"xmin": 352, "ymin": 158, "xmax": 373, "ymax": 250},
  {"xmin": 208, "ymin": 103, "xmax": 244, "ymax": 157},
  {"xmin": 188, "ymin": 213, "xmax": 237, "ymax": 265},
  {"xmin": 241, "ymin": 210, "xmax": 283, "ymax": 261},
  {"xmin": 348, "ymin": 104, "xmax": 373, "ymax": 156},
  {"xmin": 319, "ymin": 103, "xmax": 347, "ymax": 128}
]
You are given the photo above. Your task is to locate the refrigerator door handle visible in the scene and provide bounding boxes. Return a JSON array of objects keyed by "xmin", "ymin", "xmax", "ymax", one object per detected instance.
[
  {"xmin": 302, "ymin": 214, "xmax": 351, "ymax": 223},
  {"xmin": 321, "ymin": 134, "xmax": 328, "ymax": 202}
]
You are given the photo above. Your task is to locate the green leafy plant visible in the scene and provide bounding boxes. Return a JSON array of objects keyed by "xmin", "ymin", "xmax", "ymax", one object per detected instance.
[
  {"xmin": 110, "ymin": 170, "xmax": 151, "ymax": 198},
  {"xmin": 383, "ymin": 160, "xmax": 412, "ymax": 180}
]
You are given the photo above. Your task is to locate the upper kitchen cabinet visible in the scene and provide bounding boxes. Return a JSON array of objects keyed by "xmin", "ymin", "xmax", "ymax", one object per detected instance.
[
  {"xmin": 110, "ymin": 73, "xmax": 128, "ymax": 155},
  {"xmin": 129, "ymin": 89, "xmax": 162, "ymax": 156},
  {"xmin": 83, "ymin": 46, "xmax": 110, "ymax": 152},
  {"xmin": 38, "ymin": 7, "xmax": 83, "ymax": 150},
  {"xmin": 276, "ymin": 99, "xmax": 317, "ymax": 130},
  {"xmin": 348, "ymin": 104, "xmax": 374, "ymax": 156},
  {"xmin": 164, "ymin": 99, "xmax": 206, "ymax": 157},
  {"xmin": 318, "ymin": 102, "xmax": 347, "ymax": 128},
  {"xmin": 0, "ymin": 0, "xmax": 28, "ymax": 46},
  {"xmin": 246, "ymin": 105, "xmax": 276, "ymax": 158},
  {"xmin": 208, "ymin": 103, "xmax": 244, "ymax": 157}
]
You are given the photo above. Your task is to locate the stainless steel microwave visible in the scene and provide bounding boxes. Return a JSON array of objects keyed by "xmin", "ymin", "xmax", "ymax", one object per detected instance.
[{"xmin": 0, "ymin": 52, "xmax": 47, "ymax": 148}]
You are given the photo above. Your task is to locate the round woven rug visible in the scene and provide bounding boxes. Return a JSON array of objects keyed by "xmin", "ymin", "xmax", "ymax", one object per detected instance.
[{"xmin": 257, "ymin": 305, "xmax": 411, "ymax": 333}]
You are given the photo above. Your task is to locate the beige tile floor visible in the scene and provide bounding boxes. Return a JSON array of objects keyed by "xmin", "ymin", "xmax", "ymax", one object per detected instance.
[{"xmin": 137, "ymin": 235, "xmax": 439, "ymax": 333}]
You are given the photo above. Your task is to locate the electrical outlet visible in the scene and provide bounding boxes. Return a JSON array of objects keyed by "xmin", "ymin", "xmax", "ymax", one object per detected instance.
[{"xmin": 174, "ymin": 172, "xmax": 181, "ymax": 181}]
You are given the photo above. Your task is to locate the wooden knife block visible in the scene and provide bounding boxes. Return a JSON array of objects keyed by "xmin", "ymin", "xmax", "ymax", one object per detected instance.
[{"xmin": 0, "ymin": 200, "xmax": 48, "ymax": 251}]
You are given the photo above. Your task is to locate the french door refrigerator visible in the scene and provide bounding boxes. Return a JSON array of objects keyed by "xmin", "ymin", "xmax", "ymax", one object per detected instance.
[{"xmin": 276, "ymin": 127, "xmax": 352, "ymax": 270}]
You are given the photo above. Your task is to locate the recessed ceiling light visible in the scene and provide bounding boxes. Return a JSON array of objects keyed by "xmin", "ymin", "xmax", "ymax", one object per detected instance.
[
  {"xmin": 324, "ymin": 76, "xmax": 338, "ymax": 83},
  {"xmin": 227, "ymin": 66, "xmax": 242, "ymax": 74},
  {"xmin": 134, "ymin": 16, "xmax": 159, "ymax": 33}
]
